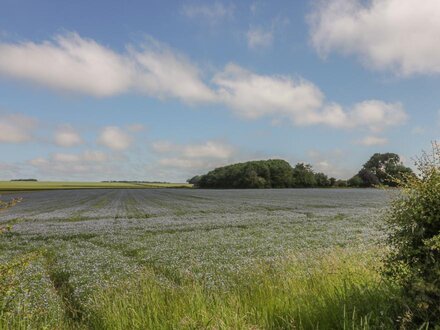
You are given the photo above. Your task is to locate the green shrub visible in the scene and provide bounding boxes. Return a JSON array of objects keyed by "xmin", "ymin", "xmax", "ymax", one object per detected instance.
[{"xmin": 384, "ymin": 142, "xmax": 440, "ymax": 326}]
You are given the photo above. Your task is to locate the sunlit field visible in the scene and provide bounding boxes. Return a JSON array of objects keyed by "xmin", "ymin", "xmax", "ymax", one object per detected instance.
[{"xmin": 0, "ymin": 188, "xmax": 403, "ymax": 329}]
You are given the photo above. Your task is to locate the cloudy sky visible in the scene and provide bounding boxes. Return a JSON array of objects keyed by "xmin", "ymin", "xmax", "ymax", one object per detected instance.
[{"xmin": 0, "ymin": 0, "xmax": 439, "ymax": 182}]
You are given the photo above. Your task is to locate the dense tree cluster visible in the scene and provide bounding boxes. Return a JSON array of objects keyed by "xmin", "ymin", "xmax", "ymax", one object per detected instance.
[
  {"xmin": 188, "ymin": 152, "xmax": 413, "ymax": 189},
  {"xmin": 188, "ymin": 159, "xmax": 334, "ymax": 189}
]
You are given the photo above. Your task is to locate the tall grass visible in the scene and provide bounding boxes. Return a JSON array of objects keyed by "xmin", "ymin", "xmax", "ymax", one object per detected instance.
[{"xmin": 86, "ymin": 249, "xmax": 399, "ymax": 330}]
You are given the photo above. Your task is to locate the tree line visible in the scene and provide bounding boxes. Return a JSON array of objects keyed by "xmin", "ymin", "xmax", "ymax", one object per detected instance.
[{"xmin": 188, "ymin": 153, "xmax": 412, "ymax": 189}]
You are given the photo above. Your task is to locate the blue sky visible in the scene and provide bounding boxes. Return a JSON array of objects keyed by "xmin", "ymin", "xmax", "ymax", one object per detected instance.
[{"xmin": 0, "ymin": 0, "xmax": 439, "ymax": 182}]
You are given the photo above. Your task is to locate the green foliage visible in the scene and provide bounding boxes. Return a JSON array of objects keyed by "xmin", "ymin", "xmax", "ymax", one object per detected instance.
[
  {"xmin": 187, "ymin": 175, "xmax": 202, "ymax": 186},
  {"xmin": 315, "ymin": 172, "xmax": 331, "ymax": 187},
  {"xmin": 196, "ymin": 159, "xmax": 336, "ymax": 189},
  {"xmin": 198, "ymin": 159, "xmax": 293, "ymax": 188},
  {"xmin": 358, "ymin": 168, "xmax": 380, "ymax": 187},
  {"xmin": 292, "ymin": 163, "xmax": 317, "ymax": 187},
  {"xmin": 349, "ymin": 152, "xmax": 413, "ymax": 187},
  {"xmin": 384, "ymin": 143, "xmax": 440, "ymax": 326},
  {"xmin": 87, "ymin": 250, "xmax": 397, "ymax": 330},
  {"xmin": 348, "ymin": 175, "xmax": 363, "ymax": 187},
  {"xmin": 363, "ymin": 152, "xmax": 410, "ymax": 186},
  {"xmin": 335, "ymin": 179, "xmax": 348, "ymax": 187}
]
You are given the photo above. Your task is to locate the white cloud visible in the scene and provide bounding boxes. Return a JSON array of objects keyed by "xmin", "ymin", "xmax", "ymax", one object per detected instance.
[
  {"xmin": 0, "ymin": 33, "xmax": 408, "ymax": 132},
  {"xmin": 356, "ymin": 135, "xmax": 388, "ymax": 146},
  {"xmin": 301, "ymin": 101, "xmax": 406, "ymax": 130},
  {"xmin": 181, "ymin": 2, "xmax": 234, "ymax": 22},
  {"xmin": 98, "ymin": 126, "xmax": 132, "ymax": 151},
  {"xmin": 0, "ymin": 33, "xmax": 216, "ymax": 103},
  {"xmin": 214, "ymin": 63, "xmax": 324, "ymax": 121},
  {"xmin": 131, "ymin": 38, "xmax": 217, "ymax": 103},
  {"xmin": 309, "ymin": 0, "xmax": 440, "ymax": 76},
  {"xmin": 54, "ymin": 125, "xmax": 83, "ymax": 147},
  {"xmin": 213, "ymin": 64, "xmax": 406, "ymax": 130},
  {"xmin": 247, "ymin": 27, "xmax": 273, "ymax": 49},
  {"xmin": 0, "ymin": 33, "xmax": 133, "ymax": 96},
  {"xmin": 0, "ymin": 114, "xmax": 37, "ymax": 143},
  {"xmin": 348, "ymin": 100, "xmax": 407, "ymax": 131}
]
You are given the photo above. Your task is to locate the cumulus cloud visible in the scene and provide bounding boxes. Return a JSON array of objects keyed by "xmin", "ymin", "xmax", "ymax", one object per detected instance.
[
  {"xmin": 0, "ymin": 33, "xmax": 408, "ymax": 132},
  {"xmin": 356, "ymin": 135, "xmax": 388, "ymax": 146},
  {"xmin": 214, "ymin": 63, "xmax": 324, "ymax": 121},
  {"xmin": 309, "ymin": 0, "xmax": 440, "ymax": 75},
  {"xmin": 213, "ymin": 64, "xmax": 406, "ymax": 130},
  {"xmin": 98, "ymin": 126, "xmax": 132, "ymax": 151},
  {"xmin": 181, "ymin": 2, "xmax": 234, "ymax": 22},
  {"xmin": 54, "ymin": 125, "xmax": 83, "ymax": 147},
  {"xmin": 286, "ymin": 100, "xmax": 406, "ymax": 130},
  {"xmin": 0, "ymin": 33, "xmax": 215, "ymax": 103},
  {"xmin": 131, "ymin": 38, "xmax": 217, "ymax": 103},
  {"xmin": 0, "ymin": 114, "xmax": 38, "ymax": 143},
  {"xmin": 246, "ymin": 27, "xmax": 273, "ymax": 49},
  {"xmin": 347, "ymin": 100, "xmax": 407, "ymax": 131},
  {"xmin": 0, "ymin": 33, "xmax": 133, "ymax": 96}
]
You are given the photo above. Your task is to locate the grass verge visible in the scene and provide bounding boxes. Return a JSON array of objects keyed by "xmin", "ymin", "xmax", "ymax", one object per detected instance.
[{"xmin": 86, "ymin": 249, "xmax": 399, "ymax": 330}]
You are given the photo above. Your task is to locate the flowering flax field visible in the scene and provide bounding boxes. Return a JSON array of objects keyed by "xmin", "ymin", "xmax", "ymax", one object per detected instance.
[{"xmin": 0, "ymin": 189, "xmax": 396, "ymax": 329}]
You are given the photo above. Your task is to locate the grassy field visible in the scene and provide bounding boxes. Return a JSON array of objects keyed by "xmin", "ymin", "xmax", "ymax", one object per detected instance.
[
  {"xmin": 0, "ymin": 189, "xmax": 406, "ymax": 329},
  {"xmin": 0, "ymin": 181, "xmax": 192, "ymax": 191}
]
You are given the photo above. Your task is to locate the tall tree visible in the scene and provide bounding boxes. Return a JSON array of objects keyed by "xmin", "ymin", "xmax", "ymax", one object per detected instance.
[
  {"xmin": 349, "ymin": 153, "xmax": 413, "ymax": 187},
  {"xmin": 292, "ymin": 163, "xmax": 317, "ymax": 187}
]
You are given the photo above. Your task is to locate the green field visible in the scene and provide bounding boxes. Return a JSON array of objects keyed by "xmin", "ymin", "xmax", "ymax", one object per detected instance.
[
  {"xmin": 0, "ymin": 181, "xmax": 192, "ymax": 191},
  {"xmin": 1, "ymin": 188, "xmax": 404, "ymax": 329}
]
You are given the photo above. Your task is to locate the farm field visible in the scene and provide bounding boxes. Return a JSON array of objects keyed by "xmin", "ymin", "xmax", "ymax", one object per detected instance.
[
  {"xmin": 1, "ymin": 189, "xmax": 397, "ymax": 329},
  {"xmin": 0, "ymin": 181, "xmax": 192, "ymax": 191}
]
